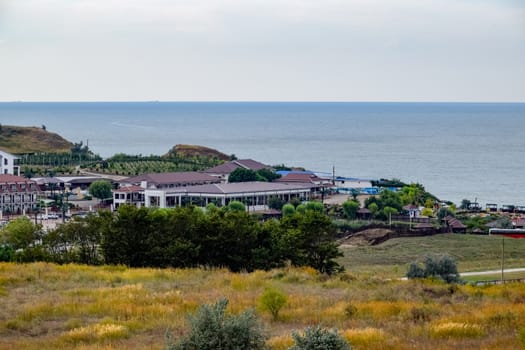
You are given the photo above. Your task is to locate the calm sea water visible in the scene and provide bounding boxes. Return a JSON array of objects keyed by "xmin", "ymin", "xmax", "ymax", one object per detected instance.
[{"xmin": 1, "ymin": 102, "xmax": 524, "ymax": 206}]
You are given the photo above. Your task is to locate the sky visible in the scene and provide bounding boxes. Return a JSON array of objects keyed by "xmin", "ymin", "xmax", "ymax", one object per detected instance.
[{"xmin": 0, "ymin": 0, "xmax": 524, "ymax": 102}]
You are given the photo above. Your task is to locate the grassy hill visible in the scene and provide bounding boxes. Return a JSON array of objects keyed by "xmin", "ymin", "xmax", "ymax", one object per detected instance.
[
  {"xmin": 0, "ymin": 125, "xmax": 72, "ymax": 154},
  {"xmin": 164, "ymin": 144, "xmax": 231, "ymax": 161},
  {"xmin": 339, "ymin": 233, "xmax": 525, "ymax": 277}
]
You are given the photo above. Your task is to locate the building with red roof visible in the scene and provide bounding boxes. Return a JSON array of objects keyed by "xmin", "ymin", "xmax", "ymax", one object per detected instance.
[{"xmin": 0, "ymin": 174, "xmax": 39, "ymax": 215}]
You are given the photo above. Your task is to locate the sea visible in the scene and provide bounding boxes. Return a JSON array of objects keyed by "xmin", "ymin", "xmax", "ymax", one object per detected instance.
[{"xmin": 0, "ymin": 102, "xmax": 524, "ymax": 207}]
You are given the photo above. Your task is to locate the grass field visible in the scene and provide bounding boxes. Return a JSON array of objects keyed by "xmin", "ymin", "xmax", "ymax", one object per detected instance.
[
  {"xmin": 2, "ymin": 234, "xmax": 525, "ymax": 349},
  {"xmin": 339, "ymin": 233, "xmax": 525, "ymax": 277}
]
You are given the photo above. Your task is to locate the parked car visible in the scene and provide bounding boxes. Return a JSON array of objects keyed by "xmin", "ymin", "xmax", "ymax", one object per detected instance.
[{"xmin": 47, "ymin": 213, "xmax": 59, "ymax": 219}]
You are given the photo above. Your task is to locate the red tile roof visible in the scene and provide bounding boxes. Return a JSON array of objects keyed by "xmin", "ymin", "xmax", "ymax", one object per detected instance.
[
  {"xmin": 0, "ymin": 174, "xmax": 30, "ymax": 183},
  {"xmin": 0, "ymin": 175, "xmax": 38, "ymax": 193}
]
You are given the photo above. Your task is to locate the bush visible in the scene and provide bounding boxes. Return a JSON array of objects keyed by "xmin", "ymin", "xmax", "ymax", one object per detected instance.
[
  {"xmin": 259, "ymin": 287, "xmax": 287, "ymax": 321},
  {"xmin": 406, "ymin": 254, "xmax": 461, "ymax": 283},
  {"xmin": 289, "ymin": 326, "xmax": 351, "ymax": 350},
  {"xmin": 167, "ymin": 298, "xmax": 267, "ymax": 350}
]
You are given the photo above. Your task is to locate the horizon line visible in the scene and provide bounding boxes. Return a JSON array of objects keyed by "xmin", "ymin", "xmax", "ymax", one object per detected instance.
[{"xmin": 1, "ymin": 100, "xmax": 525, "ymax": 104}]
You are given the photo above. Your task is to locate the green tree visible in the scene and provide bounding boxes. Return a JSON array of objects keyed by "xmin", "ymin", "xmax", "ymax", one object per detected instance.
[
  {"xmin": 268, "ymin": 196, "xmax": 285, "ymax": 210},
  {"xmin": 282, "ymin": 210, "xmax": 343, "ymax": 275},
  {"xmin": 259, "ymin": 287, "xmax": 287, "ymax": 321},
  {"xmin": 0, "ymin": 216, "xmax": 41, "ymax": 250},
  {"xmin": 228, "ymin": 168, "xmax": 258, "ymax": 183},
  {"xmin": 367, "ymin": 202, "xmax": 379, "ymax": 217},
  {"xmin": 45, "ymin": 214, "xmax": 103, "ymax": 264},
  {"xmin": 282, "ymin": 203, "xmax": 296, "ymax": 217},
  {"xmin": 167, "ymin": 299, "xmax": 267, "ymax": 350},
  {"xmin": 88, "ymin": 180, "xmax": 113, "ymax": 203},
  {"xmin": 227, "ymin": 201, "xmax": 246, "ymax": 212},
  {"xmin": 256, "ymin": 168, "xmax": 281, "ymax": 182},
  {"xmin": 460, "ymin": 199, "xmax": 471, "ymax": 210},
  {"xmin": 342, "ymin": 200, "xmax": 359, "ymax": 220},
  {"xmin": 383, "ymin": 206, "xmax": 399, "ymax": 224}
]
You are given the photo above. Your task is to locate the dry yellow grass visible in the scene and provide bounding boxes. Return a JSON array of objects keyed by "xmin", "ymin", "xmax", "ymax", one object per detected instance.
[{"xmin": 1, "ymin": 262, "xmax": 525, "ymax": 349}]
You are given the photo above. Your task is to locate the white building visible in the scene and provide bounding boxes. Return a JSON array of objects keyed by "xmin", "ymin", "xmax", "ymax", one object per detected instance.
[
  {"xmin": 144, "ymin": 181, "xmax": 314, "ymax": 211},
  {"xmin": 0, "ymin": 150, "xmax": 20, "ymax": 176}
]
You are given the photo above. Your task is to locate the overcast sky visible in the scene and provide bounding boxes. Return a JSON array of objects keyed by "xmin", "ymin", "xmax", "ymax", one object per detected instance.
[{"xmin": 0, "ymin": 0, "xmax": 524, "ymax": 102}]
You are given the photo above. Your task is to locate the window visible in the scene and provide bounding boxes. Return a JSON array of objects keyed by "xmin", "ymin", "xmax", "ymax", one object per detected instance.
[{"xmin": 4, "ymin": 158, "xmax": 7, "ymax": 165}]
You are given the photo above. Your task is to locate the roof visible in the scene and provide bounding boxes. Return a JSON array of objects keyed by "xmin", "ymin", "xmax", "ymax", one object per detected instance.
[
  {"xmin": 403, "ymin": 204, "xmax": 420, "ymax": 210},
  {"xmin": 32, "ymin": 177, "xmax": 63, "ymax": 185},
  {"xmin": 275, "ymin": 173, "xmax": 327, "ymax": 184},
  {"xmin": 159, "ymin": 181, "xmax": 314, "ymax": 196},
  {"xmin": 0, "ymin": 174, "xmax": 34, "ymax": 183},
  {"xmin": 444, "ymin": 216, "xmax": 467, "ymax": 229},
  {"xmin": 0, "ymin": 175, "xmax": 38, "ymax": 193},
  {"xmin": 204, "ymin": 159, "xmax": 270, "ymax": 175},
  {"xmin": 55, "ymin": 176, "xmax": 106, "ymax": 184},
  {"xmin": 0, "ymin": 150, "xmax": 18, "ymax": 158},
  {"xmin": 357, "ymin": 208, "xmax": 371, "ymax": 214},
  {"xmin": 113, "ymin": 185, "xmax": 144, "ymax": 193},
  {"xmin": 122, "ymin": 172, "xmax": 219, "ymax": 186}
]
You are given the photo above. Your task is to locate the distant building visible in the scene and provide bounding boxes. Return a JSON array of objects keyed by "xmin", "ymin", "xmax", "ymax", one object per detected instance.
[
  {"xmin": 113, "ymin": 185, "xmax": 145, "ymax": 209},
  {"xmin": 0, "ymin": 174, "xmax": 39, "ymax": 215},
  {"xmin": 204, "ymin": 159, "xmax": 271, "ymax": 182},
  {"xmin": 144, "ymin": 181, "xmax": 313, "ymax": 211},
  {"xmin": 0, "ymin": 150, "xmax": 20, "ymax": 176},
  {"xmin": 120, "ymin": 171, "xmax": 220, "ymax": 190}
]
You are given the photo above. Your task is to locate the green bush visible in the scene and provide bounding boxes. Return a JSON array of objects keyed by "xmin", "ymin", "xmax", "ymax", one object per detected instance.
[
  {"xmin": 259, "ymin": 287, "xmax": 287, "ymax": 321},
  {"xmin": 406, "ymin": 254, "xmax": 460, "ymax": 283},
  {"xmin": 289, "ymin": 326, "xmax": 351, "ymax": 350},
  {"xmin": 167, "ymin": 299, "xmax": 267, "ymax": 350}
]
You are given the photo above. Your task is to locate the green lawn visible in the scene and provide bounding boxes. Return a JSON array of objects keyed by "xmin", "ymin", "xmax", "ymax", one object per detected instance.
[{"xmin": 339, "ymin": 233, "xmax": 525, "ymax": 278}]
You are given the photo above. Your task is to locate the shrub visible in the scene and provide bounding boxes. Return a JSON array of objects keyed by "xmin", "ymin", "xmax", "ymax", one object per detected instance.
[
  {"xmin": 259, "ymin": 287, "xmax": 287, "ymax": 321},
  {"xmin": 406, "ymin": 254, "xmax": 461, "ymax": 283},
  {"xmin": 288, "ymin": 325, "xmax": 351, "ymax": 350},
  {"xmin": 167, "ymin": 298, "xmax": 267, "ymax": 350}
]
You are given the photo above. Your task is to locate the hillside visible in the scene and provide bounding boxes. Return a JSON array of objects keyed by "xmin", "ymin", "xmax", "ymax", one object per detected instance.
[
  {"xmin": 164, "ymin": 144, "xmax": 231, "ymax": 161},
  {"xmin": 0, "ymin": 125, "xmax": 72, "ymax": 154}
]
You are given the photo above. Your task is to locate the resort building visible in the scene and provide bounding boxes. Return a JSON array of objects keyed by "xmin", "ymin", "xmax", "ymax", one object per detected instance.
[
  {"xmin": 119, "ymin": 171, "xmax": 220, "ymax": 189},
  {"xmin": 0, "ymin": 174, "xmax": 40, "ymax": 215},
  {"xmin": 144, "ymin": 181, "xmax": 314, "ymax": 211},
  {"xmin": 203, "ymin": 159, "xmax": 271, "ymax": 182},
  {"xmin": 0, "ymin": 150, "xmax": 20, "ymax": 176},
  {"xmin": 113, "ymin": 185, "xmax": 145, "ymax": 209}
]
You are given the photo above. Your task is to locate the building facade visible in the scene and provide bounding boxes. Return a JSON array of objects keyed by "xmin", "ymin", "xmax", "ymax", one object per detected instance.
[
  {"xmin": 0, "ymin": 175, "xmax": 39, "ymax": 215},
  {"xmin": 0, "ymin": 150, "xmax": 20, "ymax": 176},
  {"xmin": 144, "ymin": 181, "xmax": 313, "ymax": 211}
]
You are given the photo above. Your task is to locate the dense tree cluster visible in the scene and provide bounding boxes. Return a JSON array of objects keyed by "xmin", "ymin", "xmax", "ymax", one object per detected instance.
[
  {"xmin": 228, "ymin": 168, "xmax": 281, "ymax": 183},
  {"xmin": 0, "ymin": 202, "xmax": 343, "ymax": 274}
]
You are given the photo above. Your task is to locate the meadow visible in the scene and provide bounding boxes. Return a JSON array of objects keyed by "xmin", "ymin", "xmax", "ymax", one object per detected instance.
[
  {"xmin": 1, "ymin": 263, "xmax": 525, "ymax": 348},
  {"xmin": 2, "ymin": 234, "xmax": 525, "ymax": 349}
]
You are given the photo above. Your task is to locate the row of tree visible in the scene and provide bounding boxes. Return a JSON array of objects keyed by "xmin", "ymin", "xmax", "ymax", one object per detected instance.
[{"xmin": 0, "ymin": 202, "xmax": 343, "ymax": 274}]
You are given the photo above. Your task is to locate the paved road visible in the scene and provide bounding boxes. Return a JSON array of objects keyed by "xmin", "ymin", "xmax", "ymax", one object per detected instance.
[{"xmin": 460, "ymin": 268, "xmax": 525, "ymax": 277}]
